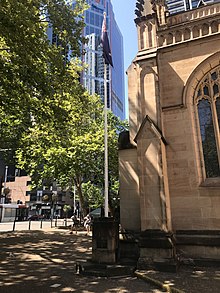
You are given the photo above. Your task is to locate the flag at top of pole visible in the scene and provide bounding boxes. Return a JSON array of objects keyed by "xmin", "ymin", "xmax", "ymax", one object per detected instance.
[{"xmin": 101, "ymin": 12, "xmax": 113, "ymax": 67}]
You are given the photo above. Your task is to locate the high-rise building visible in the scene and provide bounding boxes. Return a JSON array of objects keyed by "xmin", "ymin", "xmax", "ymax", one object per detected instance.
[
  {"xmin": 166, "ymin": 0, "xmax": 219, "ymax": 14},
  {"xmin": 80, "ymin": 0, "xmax": 125, "ymax": 120},
  {"xmin": 48, "ymin": 0, "xmax": 125, "ymax": 120}
]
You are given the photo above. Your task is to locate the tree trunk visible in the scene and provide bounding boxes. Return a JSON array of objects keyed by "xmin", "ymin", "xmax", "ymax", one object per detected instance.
[{"xmin": 74, "ymin": 176, "xmax": 87, "ymax": 217}]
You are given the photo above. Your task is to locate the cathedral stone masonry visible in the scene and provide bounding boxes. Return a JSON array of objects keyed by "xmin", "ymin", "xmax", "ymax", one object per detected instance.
[{"xmin": 119, "ymin": 0, "xmax": 220, "ymax": 271}]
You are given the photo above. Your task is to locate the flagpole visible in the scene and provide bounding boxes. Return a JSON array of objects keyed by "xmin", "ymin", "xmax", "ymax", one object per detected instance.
[
  {"xmin": 101, "ymin": 11, "xmax": 112, "ymax": 218},
  {"xmin": 104, "ymin": 62, "xmax": 108, "ymax": 218}
]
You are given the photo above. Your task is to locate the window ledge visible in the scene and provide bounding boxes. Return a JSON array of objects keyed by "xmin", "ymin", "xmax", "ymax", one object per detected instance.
[{"xmin": 199, "ymin": 178, "xmax": 220, "ymax": 188}]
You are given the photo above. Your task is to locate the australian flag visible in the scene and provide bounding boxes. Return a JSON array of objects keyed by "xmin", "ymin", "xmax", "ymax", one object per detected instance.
[{"xmin": 101, "ymin": 13, "xmax": 113, "ymax": 67}]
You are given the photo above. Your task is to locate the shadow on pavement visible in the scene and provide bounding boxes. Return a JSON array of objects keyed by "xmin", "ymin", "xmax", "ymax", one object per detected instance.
[
  {"xmin": 0, "ymin": 230, "xmax": 159, "ymax": 293},
  {"xmin": 138, "ymin": 265, "xmax": 220, "ymax": 293}
]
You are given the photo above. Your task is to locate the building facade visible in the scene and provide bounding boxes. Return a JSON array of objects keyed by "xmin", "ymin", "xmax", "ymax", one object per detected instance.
[
  {"xmin": 0, "ymin": 165, "xmax": 69, "ymax": 221},
  {"xmin": 119, "ymin": 0, "xmax": 220, "ymax": 269}
]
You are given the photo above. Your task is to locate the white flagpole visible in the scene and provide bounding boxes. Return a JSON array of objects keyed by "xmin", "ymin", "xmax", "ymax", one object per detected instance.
[{"xmin": 104, "ymin": 62, "xmax": 108, "ymax": 218}]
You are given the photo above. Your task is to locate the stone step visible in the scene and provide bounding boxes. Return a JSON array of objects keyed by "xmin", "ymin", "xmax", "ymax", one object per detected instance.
[
  {"xmin": 137, "ymin": 258, "xmax": 178, "ymax": 273},
  {"xmin": 119, "ymin": 257, "xmax": 138, "ymax": 266},
  {"xmin": 181, "ymin": 258, "xmax": 220, "ymax": 267}
]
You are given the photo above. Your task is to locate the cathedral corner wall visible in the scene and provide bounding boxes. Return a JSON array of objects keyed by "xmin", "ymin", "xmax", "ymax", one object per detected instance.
[
  {"xmin": 119, "ymin": 148, "xmax": 141, "ymax": 231},
  {"xmin": 158, "ymin": 35, "xmax": 220, "ymax": 231}
]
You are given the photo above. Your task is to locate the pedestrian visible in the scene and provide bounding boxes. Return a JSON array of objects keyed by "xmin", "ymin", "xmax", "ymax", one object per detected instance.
[
  {"xmin": 70, "ymin": 214, "xmax": 79, "ymax": 234},
  {"xmin": 84, "ymin": 214, "xmax": 91, "ymax": 235}
]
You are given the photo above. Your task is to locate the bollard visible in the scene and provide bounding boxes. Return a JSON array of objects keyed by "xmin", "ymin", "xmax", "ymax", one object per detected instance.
[
  {"xmin": 40, "ymin": 219, "xmax": 43, "ymax": 229},
  {"xmin": 13, "ymin": 208, "xmax": 18, "ymax": 232},
  {"xmin": 13, "ymin": 219, "xmax": 16, "ymax": 232},
  {"xmin": 29, "ymin": 220, "xmax": 31, "ymax": 230}
]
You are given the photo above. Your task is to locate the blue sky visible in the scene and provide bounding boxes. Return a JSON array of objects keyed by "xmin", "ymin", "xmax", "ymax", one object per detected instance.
[{"xmin": 111, "ymin": 0, "xmax": 137, "ymax": 118}]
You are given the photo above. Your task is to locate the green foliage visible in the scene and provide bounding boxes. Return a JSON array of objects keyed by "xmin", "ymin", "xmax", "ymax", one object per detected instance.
[
  {"xmin": 82, "ymin": 181, "xmax": 104, "ymax": 210},
  {"xmin": 109, "ymin": 179, "xmax": 120, "ymax": 208},
  {"xmin": 15, "ymin": 92, "xmax": 104, "ymax": 184},
  {"xmin": 63, "ymin": 204, "xmax": 71, "ymax": 214},
  {"xmin": 63, "ymin": 204, "xmax": 72, "ymax": 218},
  {"xmin": 0, "ymin": 0, "xmax": 87, "ymax": 153},
  {"xmin": 0, "ymin": 0, "xmax": 128, "ymax": 216}
]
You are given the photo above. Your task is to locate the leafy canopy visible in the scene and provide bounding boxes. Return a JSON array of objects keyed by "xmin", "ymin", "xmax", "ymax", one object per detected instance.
[
  {"xmin": 0, "ymin": 0, "xmax": 87, "ymax": 154},
  {"xmin": 0, "ymin": 0, "xmax": 128, "ymax": 215}
]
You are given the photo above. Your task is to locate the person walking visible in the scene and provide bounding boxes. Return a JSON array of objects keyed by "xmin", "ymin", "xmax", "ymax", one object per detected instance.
[
  {"xmin": 70, "ymin": 214, "xmax": 79, "ymax": 234},
  {"xmin": 84, "ymin": 214, "xmax": 91, "ymax": 235}
]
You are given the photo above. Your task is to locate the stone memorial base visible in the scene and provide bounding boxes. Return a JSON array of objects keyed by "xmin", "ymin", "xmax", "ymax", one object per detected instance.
[{"xmin": 92, "ymin": 217, "xmax": 119, "ymax": 264}]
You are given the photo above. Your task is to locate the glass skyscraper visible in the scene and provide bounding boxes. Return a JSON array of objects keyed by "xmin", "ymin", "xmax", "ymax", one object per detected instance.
[
  {"xmin": 48, "ymin": 0, "xmax": 125, "ymax": 119},
  {"xmin": 81, "ymin": 0, "xmax": 125, "ymax": 120},
  {"xmin": 166, "ymin": 0, "xmax": 219, "ymax": 14}
]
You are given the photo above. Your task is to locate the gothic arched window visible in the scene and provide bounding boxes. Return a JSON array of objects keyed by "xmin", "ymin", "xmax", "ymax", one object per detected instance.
[{"xmin": 195, "ymin": 68, "xmax": 220, "ymax": 179}]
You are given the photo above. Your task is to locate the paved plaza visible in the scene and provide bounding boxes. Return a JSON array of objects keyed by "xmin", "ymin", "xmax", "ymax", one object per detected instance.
[
  {"xmin": 0, "ymin": 223, "xmax": 220, "ymax": 293},
  {"xmin": 0, "ymin": 224, "xmax": 162, "ymax": 293}
]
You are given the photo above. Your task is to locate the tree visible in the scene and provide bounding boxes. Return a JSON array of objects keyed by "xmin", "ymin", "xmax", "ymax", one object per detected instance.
[
  {"xmin": 82, "ymin": 181, "xmax": 103, "ymax": 210},
  {"xmin": 0, "ymin": 0, "xmax": 128, "ymax": 217},
  {"xmin": 16, "ymin": 92, "xmax": 105, "ymax": 216},
  {"xmin": 0, "ymin": 0, "xmax": 87, "ymax": 156},
  {"xmin": 16, "ymin": 105, "xmax": 128, "ymax": 216}
]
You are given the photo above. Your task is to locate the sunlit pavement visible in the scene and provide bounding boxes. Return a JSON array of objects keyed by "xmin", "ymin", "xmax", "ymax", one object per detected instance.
[
  {"xmin": 0, "ymin": 227, "xmax": 162, "ymax": 293},
  {"xmin": 0, "ymin": 219, "xmax": 72, "ymax": 232}
]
